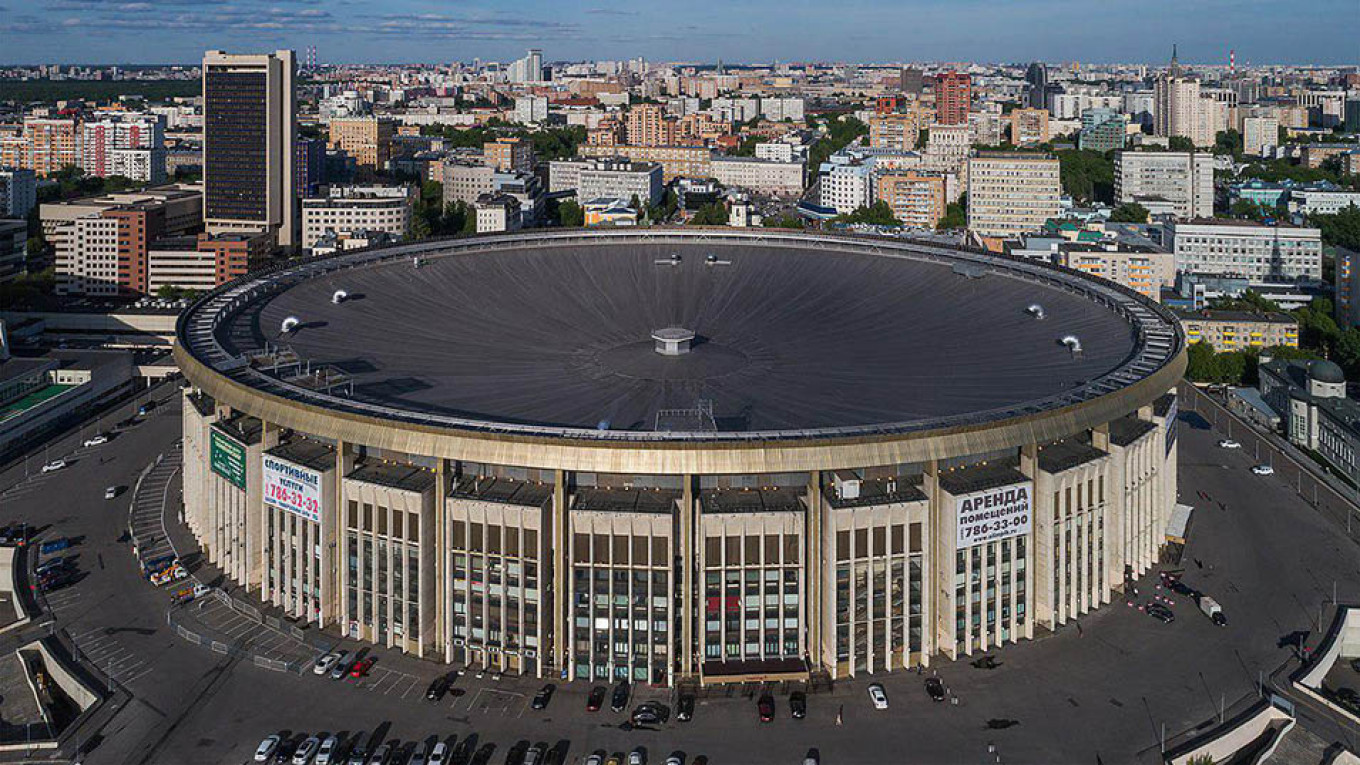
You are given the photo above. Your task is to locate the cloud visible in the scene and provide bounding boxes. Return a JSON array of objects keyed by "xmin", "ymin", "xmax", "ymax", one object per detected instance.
[{"xmin": 586, "ymin": 7, "xmax": 636, "ymax": 15}]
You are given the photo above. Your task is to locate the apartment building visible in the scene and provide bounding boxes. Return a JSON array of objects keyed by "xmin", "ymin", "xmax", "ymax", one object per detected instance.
[
  {"xmin": 965, "ymin": 153, "xmax": 1062, "ymax": 239},
  {"xmin": 869, "ymin": 112, "xmax": 922, "ymax": 152},
  {"xmin": 8, "ymin": 119, "xmax": 79, "ymax": 177},
  {"xmin": 1174, "ymin": 309, "xmax": 1299, "ymax": 352},
  {"xmin": 625, "ymin": 105, "xmax": 675, "ymax": 148},
  {"xmin": 818, "ymin": 160, "xmax": 874, "ymax": 215},
  {"xmin": 328, "ymin": 117, "xmax": 395, "ymax": 169},
  {"xmin": 709, "ymin": 157, "xmax": 804, "ymax": 197},
  {"xmin": 1054, "ymin": 241, "xmax": 1175, "ymax": 302},
  {"xmin": 579, "ymin": 145, "xmax": 711, "ymax": 183},
  {"xmin": 1113, "ymin": 151, "xmax": 1214, "ymax": 220},
  {"xmin": 0, "ymin": 219, "xmax": 25, "ymax": 284},
  {"xmin": 474, "ymin": 193, "xmax": 522, "ymax": 234},
  {"xmin": 484, "ymin": 137, "xmax": 534, "ymax": 174},
  {"xmin": 549, "ymin": 158, "xmax": 663, "ymax": 206},
  {"xmin": 81, "ymin": 113, "xmax": 166, "ymax": 183},
  {"xmin": 146, "ymin": 237, "xmax": 218, "ymax": 294},
  {"xmin": 874, "ymin": 172, "xmax": 947, "ymax": 229},
  {"xmin": 935, "ymin": 71, "xmax": 972, "ymax": 125},
  {"xmin": 301, "ymin": 185, "xmax": 413, "ymax": 250},
  {"xmin": 1009, "ymin": 109, "xmax": 1050, "ymax": 146},
  {"xmin": 0, "ymin": 169, "xmax": 36, "ymax": 218},
  {"xmin": 1169, "ymin": 219, "xmax": 1322, "ymax": 282}
]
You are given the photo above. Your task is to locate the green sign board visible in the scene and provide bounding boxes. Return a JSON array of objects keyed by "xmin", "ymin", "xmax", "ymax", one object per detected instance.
[{"xmin": 210, "ymin": 428, "xmax": 247, "ymax": 490}]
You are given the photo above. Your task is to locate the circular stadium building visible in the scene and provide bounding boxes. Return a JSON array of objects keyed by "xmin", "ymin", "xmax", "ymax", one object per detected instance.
[{"xmin": 175, "ymin": 228, "xmax": 1185, "ymax": 686}]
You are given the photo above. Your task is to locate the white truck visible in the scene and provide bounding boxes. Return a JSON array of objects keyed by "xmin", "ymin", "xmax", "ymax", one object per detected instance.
[{"xmin": 1199, "ymin": 596, "xmax": 1226, "ymax": 626}]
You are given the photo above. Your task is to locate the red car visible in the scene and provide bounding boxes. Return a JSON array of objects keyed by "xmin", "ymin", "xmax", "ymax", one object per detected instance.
[
  {"xmin": 349, "ymin": 657, "xmax": 376, "ymax": 678},
  {"xmin": 757, "ymin": 694, "xmax": 775, "ymax": 723},
  {"xmin": 586, "ymin": 686, "xmax": 606, "ymax": 712}
]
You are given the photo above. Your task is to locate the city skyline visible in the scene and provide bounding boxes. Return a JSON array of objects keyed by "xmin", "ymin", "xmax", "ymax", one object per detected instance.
[{"xmin": 0, "ymin": 0, "xmax": 1357, "ymax": 66}]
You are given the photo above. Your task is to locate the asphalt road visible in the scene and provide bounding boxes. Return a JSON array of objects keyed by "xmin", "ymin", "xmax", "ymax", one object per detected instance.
[{"xmin": 2, "ymin": 394, "xmax": 1358, "ymax": 764}]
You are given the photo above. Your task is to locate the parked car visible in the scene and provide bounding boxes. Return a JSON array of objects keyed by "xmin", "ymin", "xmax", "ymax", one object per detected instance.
[
  {"xmin": 35, "ymin": 557, "xmax": 69, "ymax": 575},
  {"xmin": 802, "ymin": 749, "xmax": 820, "ymax": 765},
  {"xmin": 83, "ymin": 434, "xmax": 109, "ymax": 447},
  {"xmin": 524, "ymin": 744, "xmax": 545, "ymax": 765},
  {"xmin": 345, "ymin": 743, "xmax": 367, "ymax": 765},
  {"xmin": 1217, "ymin": 439, "xmax": 1241, "ymax": 449},
  {"xmin": 1252, "ymin": 465, "xmax": 1275, "ymax": 476},
  {"xmin": 315, "ymin": 736, "xmax": 340, "ymax": 765},
  {"xmin": 1146, "ymin": 602, "xmax": 1175, "ymax": 623},
  {"xmin": 104, "ymin": 485, "xmax": 120, "ymax": 500},
  {"xmin": 664, "ymin": 754, "xmax": 684, "ymax": 765},
  {"xmin": 426, "ymin": 742, "xmax": 448, "ymax": 765},
  {"xmin": 925, "ymin": 677, "xmax": 946, "ymax": 702},
  {"xmin": 365, "ymin": 744, "xmax": 389, "ymax": 765},
  {"xmin": 587, "ymin": 686, "xmax": 606, "ymax": 711},
  {"xmin": 330, "ymin": 657, "xmax": 354, "ymax": 680},
  {"xmin": 39, "ymin": 537, "xmax": 71, "ymax": 555},
  {"xmin": 41, "ymin": 460, "xmax": 67, "ymax": 474},
  {"xmin": 255, "ymin": 735, "xmax": 281, "ymax": 763},
  {"xmin": 531, "ymin": 684, "xmax": 555, "ymax": 710},
  {"xmin": 138, "ymin": 400, "xmax": 158, "ymax": 415},
  {"xmin": 790, "ymin": 691, "xmax": 807, "ymax": 719},
  {"xmin": 631, "ymin": 702, "xmax": 664, "ymax": 726},
  {"xmin": 292, "ymin": 736, "xmax": 321, "ymax": 765},
  {"xmin": 350, "ymin": 657, "xmax": 376, "ymax": 678},
  {"xmin": 756, "ymin": 694, "xmax": 775, "ymax": 722},
  {"xmin": 313, "ymin": 651, "xmax": 345, "ymax": 676},
  {"xmin": 628, "ymin": 748, "xmax": 646, "ymax": 765},
  {"xmin": 0, "ymin": 524, "xmax": 28, "ymax": 546},
  {"xmin": 610, "ymin": 680, "xmax": 630, "ymax": 712},
  {"xmin": 1351, "ymin": 657, "xmax": 1360, "ymax": 673},
  {"xmin": 675, "ymin": 693, "xmax": 694, "ymax": 722},
  {"xmin": 583, "ymin": 752, "xmax": 606, "ymax": 765},
  {"xmin": 426, "ymin": 673, "xmax": 452, "ymax": 700},
  {"xmin": 868, "ymin": 683, "xmax": 889, "ymax": 709}
]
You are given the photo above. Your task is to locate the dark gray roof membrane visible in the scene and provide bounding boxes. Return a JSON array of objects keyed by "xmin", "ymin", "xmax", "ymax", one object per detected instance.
[{"xmin": 225, "ymin": 242, "xmax": 1142, "ymax": 433}]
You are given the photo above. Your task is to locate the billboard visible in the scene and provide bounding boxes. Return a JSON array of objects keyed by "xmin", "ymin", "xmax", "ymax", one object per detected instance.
[
  {"xmin": 262, "ymin": 454, "xmax": 323, "ymax": 523},
  {"xmin": 955, "ymin": 481, "xmax": 1032, "ymax": 548},
  {"xmin": 209, "ymin": 428, "xmax": 247, "ymax": 490}
]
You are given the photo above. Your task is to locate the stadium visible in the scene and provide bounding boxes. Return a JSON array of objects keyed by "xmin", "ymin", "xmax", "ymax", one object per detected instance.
[{"xmin": 175, "ymin": 228, "xmax": 1185, "ymax": 686}]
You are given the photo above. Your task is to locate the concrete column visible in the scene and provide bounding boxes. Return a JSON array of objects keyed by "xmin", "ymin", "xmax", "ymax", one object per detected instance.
[
  {"xmin": 680, "ymin": 475, "xmax": 695, "ymax": 679},
  {"xmin": 805, "ymin": 472, "xmax": 822, "ymax": 671},
  {"xmin": 552, "ymin": 470, "xmax": 568, "ymax": 679},
  {"xmin": 434, "ymin": 458, "xmax": 447, "ymax": 662}
]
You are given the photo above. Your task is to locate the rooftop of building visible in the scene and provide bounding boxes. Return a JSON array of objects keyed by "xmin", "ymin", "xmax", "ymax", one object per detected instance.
[
  {"xmin": 1037, "ymin": 438, "xmax": 1108, "ymax": 473},
  {"xmin": 449, "ymin": 475, "xmax": 551, "ymax": 507},
  {"xmin": 1108, "ymin": 415, "xmax": 1157, "ymax": 447},
  {"xmin": 700, "ymin": 487, "xmax": 804, "ymax": 514},
  {"xmin": 1172, "ymin": 308, "xmax": 1298, "ymax": 324},
  {"xmin": 1173, "ymin": 218, "xmax": 1316, "ymax": 231},
  {"xmin": 936, "ymin": 458, "xmax": 1028, "ymax": 496},
  {"xmin": 265, "ymin": 438, "xmax": 334, "ymax": 471},
  {"xmin": 573, "ymin": 486, "xmax": 680, "ymax": 513},
  {"xmin": 347, "ymin": 461, "xmax": 437, "ymax": 493},
  {"xmin": 825, "ymin": 477, "xmax": 927, "ymax": 508}
]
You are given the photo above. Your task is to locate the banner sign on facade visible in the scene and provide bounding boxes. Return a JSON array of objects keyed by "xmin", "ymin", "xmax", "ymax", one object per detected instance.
[
  {"xmin": 262, "ymin": 454, "xmax": 323, "ymax": 523},
  {"xmin": 955, "ymin": 481, "xmax": 1032, "ymax": 548},
  {"xmin": 209, "ymin": 428, "xmax": 247, "ymax": 490}
]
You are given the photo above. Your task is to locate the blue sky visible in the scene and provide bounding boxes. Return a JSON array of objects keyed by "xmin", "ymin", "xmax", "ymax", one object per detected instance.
[{"xmin": 1, "ymin": 0, "xmax": 1356, "ymax": 66}]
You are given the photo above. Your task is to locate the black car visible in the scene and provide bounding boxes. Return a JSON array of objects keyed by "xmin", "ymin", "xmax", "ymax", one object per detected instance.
[
  {"xmin": 587, "ymin": 686, "xmax": 606, "ymax": 711},
  {"xmin": 1145, "ymin": 603, "xmax": 1175, "ymax": 624},
  {"xmin": 39, "ymin": 569, "xmax": 77, "ymax": 591},
  {"xmin": 675, "ymin": 694, "xmax": 695, "ymax": 722},
  {"xmin": 610, "ymin": 680, "xmax": 630, "ymax": 712},
  {"xmin": 426, "ymin": 674, "xmax": 451, "ymax": 701},
  {"xmin": 631, "ymin": 707, "xmax": 662, "ymax": 726},
  {"xmin": 0, "ymin": 523, "xmax": 28, "ymax": 546},
  {"xmin": 531, "ymin": 684, "xmax": 555, "ymax": 710},
  {"xmin": 1168, "ymin": 579, "xmax": 1195, "ymax": 597},
  {"xmin": 925, "ymin": 677, "xmax": 946, "ymax": 702},
  {"xmin": 789, "ymin": 691, "xmax": 807, "ymax": 719}
]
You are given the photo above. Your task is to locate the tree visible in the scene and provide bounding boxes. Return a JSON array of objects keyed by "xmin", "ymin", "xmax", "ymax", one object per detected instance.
[
  {"xmin": 836, "ymin": 200, "xmax": 901, "ymax": 227},
  {"xmin": 1213, "ymin": 129, "xmax": 1243, "ymax": 159},
  {"xmin": 937, "ymin": 200, "xmax": 966, "ymax": 231},
  {"xmin": 807, "ymin": 116, "xmax": 869, "ymax": 171},
  {"xmin": 688, "ymin": 201, "xmax": 729, "ymax": 226},
  {"xmin": 1336, "ymin": 327, "xmax": 1360, "ymax": 379},
  {"xmin": 1108, "ymin": 202, "xmax": 1150, "ymax": 223},
  {"xmin": 1055, "ymin": 149, "xmax": 1115, "ymax": 204},
  {"xmin": 1295, "ymin": 298, "xmax": 1341, "ymax": 355},
  {"xmin": 1229, "ymin": 199, "xmax": 1267, "ymax": 220},
  {"xmin": 1167, "ymin": 136, "xmax": 1197, "ymax": 152},
  {"xmin": 558, "ymin": 200, "xmax": 584, "ymax": 228},
  {"xmin": 1310, "ymin": 204, "xmax": 1360, "ymax": 252},
  {"xmin": 762, "ymin": 213, "xmax": 803, "ymax": 229}
]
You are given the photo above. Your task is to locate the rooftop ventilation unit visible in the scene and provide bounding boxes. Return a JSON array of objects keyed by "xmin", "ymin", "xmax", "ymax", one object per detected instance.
[
  {"xmin": 1026, "ymin": 304, "xmax": 1045, "ymax": 320},
  {"xmin": 706, "ymin": 253, "xmax": 732, "ymax": 266},
  {"xmin": 653, "ymin": 327, "xmax": 696, "ymax": 356},
  {"xmin": 654, "ymin": 253, "xmax": 682, "ymax": 266},
  {"xmin": 1060, "ymin": 335, "xmax": 1083, "ymax": 355},
  {"xmin": 332, "ymin": 290, "xmax": 349, "ymax": 304},
  {"xmin": 281, "ymin": 316, "xmax": 301, "ymax": 334}
]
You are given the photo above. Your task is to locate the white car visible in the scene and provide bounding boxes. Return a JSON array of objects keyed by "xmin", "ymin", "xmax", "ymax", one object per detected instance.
[
  {"xmin": 292, "ymin": 736, "xmax": 320, "ymax": 765},
  {"xmin": 104, "ymin": 486, "xmax": 119, "ymax": 500},
  {"xmin": 315, "ymin": 736, "xmax": 339, "ymax": 765},
  {"xmin": 665, "ymin": 755, "xmax": 684, "ymax": 765},
  {"xmin": 1252, "ymin": 464, "xmax": 1275, "ymax": 475},
  {"xmin": 312, "ymin": 650, "xmax": 345, "ymax": 676},
  {"xmin": 83, "ymin": 435, "xmax": 109, "ymax": 447},
  {"xmin": 427, "ymin": 742, "xmax": 448, "ymax": 765},
  {"xmin": 1218, "ymin": 439, "xmax": 1241, "ymax": 449},
  {"xmin": 629, "ymin": 748, "xmax": 646, "ymax": 765},
  {"xmin": 584, "ymin": 752, "xmax": 605, "ymax": 765},
  {"xmin": 254, "ymin": 735, "xmax": 280, "ymax": 762},
  {"xmin": 40, "ymin": 460, "xmax": 67, "ymax": 474},
  {"xmin": 868, "ymin": 683, "xmax": 889, "ymax": 710}
]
